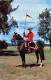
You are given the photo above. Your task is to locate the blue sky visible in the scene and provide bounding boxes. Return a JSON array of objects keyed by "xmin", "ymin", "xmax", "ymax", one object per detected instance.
[{"xmin": 0, "ymin": 0, "xmax": 51, "ymax": 43}]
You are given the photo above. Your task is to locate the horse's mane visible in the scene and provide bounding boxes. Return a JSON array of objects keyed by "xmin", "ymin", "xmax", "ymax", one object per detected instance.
[
  {"xmin": 16, "ymin": 34, "xmax": 24, "ymax": 47},
  {"xmin": 17, "ymin": 34, "xmax": 24, "ymax": 40}
]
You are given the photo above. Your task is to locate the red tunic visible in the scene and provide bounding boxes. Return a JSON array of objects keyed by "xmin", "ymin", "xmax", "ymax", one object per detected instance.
[{"xmin": 25, "ymin": 32, "xmax": 34, "ymax": 42}]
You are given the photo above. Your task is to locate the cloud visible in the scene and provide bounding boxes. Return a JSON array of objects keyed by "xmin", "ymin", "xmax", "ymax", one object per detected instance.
[{"xmin": 10, "ymin": 0, "xmax": 51, "ymax": 22}]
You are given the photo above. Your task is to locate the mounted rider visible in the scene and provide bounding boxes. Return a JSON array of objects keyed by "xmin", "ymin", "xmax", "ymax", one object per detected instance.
[
  {"xmin": 24, "ymin": 27, "xmax": 34, "ymax": 42},
  {"xmin": 23, "ymin": 27, "xmax": 34, "ymax": 52}
]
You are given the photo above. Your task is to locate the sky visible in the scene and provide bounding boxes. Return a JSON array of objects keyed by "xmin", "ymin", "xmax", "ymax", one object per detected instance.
[{"xmin": 0, "ymin": 0, "xmax": 51, "ymax": 43}]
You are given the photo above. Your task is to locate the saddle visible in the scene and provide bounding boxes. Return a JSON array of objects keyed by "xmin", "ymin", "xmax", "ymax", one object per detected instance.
[
  {"xmin": 19, "ymin": 42, "xmax": 38, "ymax": 52},
  {"xmin": 25, "ymin": 42, "xmax": 38, "ymax": 53}
]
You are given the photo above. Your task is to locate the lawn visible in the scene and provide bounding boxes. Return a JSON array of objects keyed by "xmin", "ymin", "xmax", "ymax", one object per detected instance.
[{"xmin": 0, "ymin": 46, "xmax": 51, "ymax": 80}]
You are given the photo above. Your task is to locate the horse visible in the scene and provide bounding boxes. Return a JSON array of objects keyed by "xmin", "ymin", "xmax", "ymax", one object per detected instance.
[
  {"xmin": 11, "ymin": 35, "xmax": 17, "ymax": 47},
  {"xmin": 11, "ymin": 32, "xmax": 45, "ymax": 67}
]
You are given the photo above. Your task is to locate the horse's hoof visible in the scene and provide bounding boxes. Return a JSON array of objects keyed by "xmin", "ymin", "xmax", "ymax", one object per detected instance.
[
  {"xmin": 40, "ymin": 63, "xmax": 42, "ymax": 67},
  {"xmin": 40, "ymin": 65, "xmax": 42, "ymax": 67}
]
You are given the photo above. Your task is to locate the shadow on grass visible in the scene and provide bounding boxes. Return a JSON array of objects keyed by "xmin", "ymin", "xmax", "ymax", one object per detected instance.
[
  {"xmin": 0, "ymin": 51, "xmax": 20, "ymax": 56},
  {"xmin": 16, "ymin": 64, "xmax": 45, "ymax": 68}
]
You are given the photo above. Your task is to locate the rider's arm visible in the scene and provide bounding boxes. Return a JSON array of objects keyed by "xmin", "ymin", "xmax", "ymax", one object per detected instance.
[
  {"xmin": 25, "ymin": 33, "xmax": 34, "ymax": 41},
  {"xmin": 25, "ymin": 34, "xmax": 28, "ymax": 38},
  {"xmin": 23, "ymin": 31, "xmax": 28, "ymax": 38}
]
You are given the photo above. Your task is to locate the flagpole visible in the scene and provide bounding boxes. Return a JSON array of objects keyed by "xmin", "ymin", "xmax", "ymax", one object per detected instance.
[{"xmin": 23, "ymin": 10, "xmax": 28, "ymax": 39}]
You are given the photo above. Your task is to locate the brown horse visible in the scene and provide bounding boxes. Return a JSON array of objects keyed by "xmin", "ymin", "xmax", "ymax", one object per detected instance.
[
  {"xmin": 11, "ymin": 32, "xmax": 45, "ymax": 67},
  {"xmin": 11, "ymin": 35, "xmax": 17, "ymax": 47}
]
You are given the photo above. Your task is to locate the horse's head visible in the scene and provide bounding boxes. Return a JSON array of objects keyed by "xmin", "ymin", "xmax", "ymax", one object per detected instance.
[
  {"xmin": 11, "ymin": 32, "xmax": 24, "ymax": 43},
  {"xmin": 11, "ymin": 32, "xmax": 18, "ymax": 42}
]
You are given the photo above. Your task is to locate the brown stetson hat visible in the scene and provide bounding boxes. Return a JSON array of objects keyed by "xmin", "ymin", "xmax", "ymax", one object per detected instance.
[{"xmin": 27, "ymin": 27, "xmax": 33, "ymax": 30}]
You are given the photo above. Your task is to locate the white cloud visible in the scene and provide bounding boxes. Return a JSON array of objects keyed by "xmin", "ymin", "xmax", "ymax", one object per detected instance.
[{"xmin": 10, "ymin": 0, "xmax": 51, "ymax": 22}]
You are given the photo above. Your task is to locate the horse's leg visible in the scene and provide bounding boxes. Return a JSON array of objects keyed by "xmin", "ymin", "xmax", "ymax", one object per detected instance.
[
  {"xmin": 35, "ymin": 52, "xmax": 39, "ymax": 65},
  {"xmin": 22, "ymin": 53, "xmax": 25, "ymax": 67},
  {"xmin": 42, "ymin": 49, "xmax": 45, "ymax": 60},
  {"xmin": 40, "ymin": 49, "xmax": 45, "ymax": 67},
  {"xmin": 20, "ymin": 52, "xmax": 25, "ymax": 67},
  {"xmin": 40, "ymin": 50, "xmax": 43, "ymax": 67},
  {"xmin": 15, "ymin": 41, "xmax": 16, "ymax": 47}
]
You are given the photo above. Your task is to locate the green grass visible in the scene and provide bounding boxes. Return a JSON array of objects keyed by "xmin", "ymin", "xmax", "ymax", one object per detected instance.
[
  {"xmin": 0, "ymin": 46, "xmax": 51, "ymax": 80},
  {"xmin": 4, "ymin": 46, "xmax": 18, "ymax": 52}
]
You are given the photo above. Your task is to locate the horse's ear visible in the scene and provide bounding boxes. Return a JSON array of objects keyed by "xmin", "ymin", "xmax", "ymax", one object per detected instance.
[
  {"xmin": 14, "ymin": 32, "xmax": 17, "ymax": 34},
  {"xmin": 14, "ymin": 32, "xmax": 16, "ymax": 33}
]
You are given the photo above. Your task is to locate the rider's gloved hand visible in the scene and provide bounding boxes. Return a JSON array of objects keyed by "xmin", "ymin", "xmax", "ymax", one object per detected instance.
[{"xmin": 23, "ymin": 31, "xmax": 25, "ymax": 34}]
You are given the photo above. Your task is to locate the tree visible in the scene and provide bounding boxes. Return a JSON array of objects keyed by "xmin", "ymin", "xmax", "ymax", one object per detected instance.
[
  {"xmin": 0, "ymin": 41, "xmax": 8, "ymax": 49},
  {"xmin": 0, "ymin": 41, "xmax": 8, "ymax": 55},
  {"xmin": 48, "ymin": 28, "xmax": 51, "ymax": 50},
  {"xmin": 38, "ymin": 8, "xmax": 51, "ymax": 50},
  {"xmin": 0, "ymin": 0, "xmax": 19, "ymax": 35}
]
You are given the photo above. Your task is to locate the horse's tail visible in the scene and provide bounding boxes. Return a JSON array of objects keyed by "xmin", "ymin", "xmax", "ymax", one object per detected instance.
[{"xmin": 41, "ymin": 49, "xmax": 45, "ymax": 60}]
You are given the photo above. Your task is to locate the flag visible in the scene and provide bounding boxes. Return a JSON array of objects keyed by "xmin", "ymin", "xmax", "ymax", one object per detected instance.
[{"xmin": 26, "ymin": 14, "xmax": 33, "ymax": 19}]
